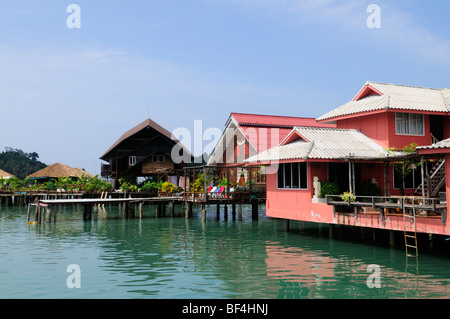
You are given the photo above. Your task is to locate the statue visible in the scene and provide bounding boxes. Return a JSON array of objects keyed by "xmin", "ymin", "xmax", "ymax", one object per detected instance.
[{"xmin": 313, "ymin": 176, "xmax": 321, "ymax": 199}]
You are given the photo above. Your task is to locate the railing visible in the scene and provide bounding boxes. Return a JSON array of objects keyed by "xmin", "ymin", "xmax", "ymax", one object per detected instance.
[
  {"xmin": 325, "ymin": 194, "xmax": 447, "ymax": 225},
  {"xmin": 183, "ymin": 187, "xmax": 265, "ymax": 202}
]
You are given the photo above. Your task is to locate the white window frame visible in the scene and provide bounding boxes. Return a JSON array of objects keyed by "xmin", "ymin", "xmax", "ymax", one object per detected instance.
[
  {"xmin": 395, "ymin": 112, "xmax": 424, "ymax": 136},
  {"xmin": 129, "ymin": 156, "xmax": 136, "ymax": 166}
]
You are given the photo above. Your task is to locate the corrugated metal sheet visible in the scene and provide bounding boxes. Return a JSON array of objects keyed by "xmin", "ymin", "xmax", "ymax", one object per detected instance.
[
  {"xmin": 245, "ymin": 126, "xmax": 391, "ymax": 163},
  {"xmin": 231, "ymin": 112, "xmax": 335, "ymax": 128},
  {"xmin": 318, "ymin": 81, "xmax": 450, "ymax": 121},
  {"xmin": 417, "ymin": 138, "xmax": 450, "ymax": 150}
]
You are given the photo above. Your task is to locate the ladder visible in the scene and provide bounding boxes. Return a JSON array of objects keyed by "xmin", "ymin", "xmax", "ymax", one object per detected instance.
[{"xmin": 403, "ymin": 199, "xmax": 418, "ymax": 258}]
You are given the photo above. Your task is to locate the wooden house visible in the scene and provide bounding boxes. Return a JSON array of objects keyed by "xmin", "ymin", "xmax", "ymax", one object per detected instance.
[
  {"xmin": 206, "ymin": 112, "xmax": 335, "ymax": 186},
  {"xmin": 246, "ymin": 81, "xmax": 450, "ymax": 236},
  {"xmin": 100, "ymin": 118, "xmax": 192, "ymax": 186}
]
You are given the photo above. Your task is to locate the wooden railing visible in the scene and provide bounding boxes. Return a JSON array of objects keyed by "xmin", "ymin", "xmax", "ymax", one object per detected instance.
[{"xmin": 326, "ymin": 194, "xmax": 447, "ymax": 225}]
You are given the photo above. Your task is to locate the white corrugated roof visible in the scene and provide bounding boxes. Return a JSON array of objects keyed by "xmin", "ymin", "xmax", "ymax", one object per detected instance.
[
  {"xmin": 245, "ymin": 126, "xmax": 394, "ymax": 163},
  {"xmin": 416, "ymin": 138, "xmax": 450, "ymax": 151},
  {"xmin": 317, "ymin": 81, "xmax": 450, "ymax": 122}
]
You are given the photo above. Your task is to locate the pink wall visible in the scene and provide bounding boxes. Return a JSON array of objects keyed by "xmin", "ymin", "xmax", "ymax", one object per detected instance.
[{"xmin": 336, "ymin": 111, "xmax": 431, "ymax": 149}]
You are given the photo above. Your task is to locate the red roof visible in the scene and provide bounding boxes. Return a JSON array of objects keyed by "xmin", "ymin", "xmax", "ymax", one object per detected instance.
[
  {"xmin": 231, "ymin": 112, "xmax": 335, "ymax": 128},
  {"xmin": 230, "ymin": 113, "xmax": 335, "ymax": 152}
]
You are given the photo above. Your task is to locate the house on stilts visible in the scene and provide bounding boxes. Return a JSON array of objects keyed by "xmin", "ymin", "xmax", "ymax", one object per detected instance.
[
  {"xmin": 100, "ymin": 118, "xmax": 192, "ymax": 188},
  {"xmin": 201, "ymin": 112, "xmax": 335, "ymax": 199},
  {"xmin": 245, "ymin": 81, "xmax": 450, "ymax": 238}
]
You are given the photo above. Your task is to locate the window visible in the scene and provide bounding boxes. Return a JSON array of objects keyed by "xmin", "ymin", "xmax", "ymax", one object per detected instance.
[
  {"xmin": 152, "ymin": 155, "xmax": 165, "ymax": 163},
  {"xmin": 393, "ymin": 163, "xmax": 422, "ymax": 189},
  {"xmin": 395, "ymin": 113, "xmax": 424, "ymax": 136},
  {"xmin": 277, "ymin": 162, "xmax": 308, "ymax": 189},
  {"xmin": 129, "ymin": 156, "xmax": 136, "ymax": 166}
]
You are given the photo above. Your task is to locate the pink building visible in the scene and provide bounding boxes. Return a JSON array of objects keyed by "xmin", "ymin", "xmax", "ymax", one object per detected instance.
[{"xmin": 246, "ymin": 82, "xmax": 450, "ymax": 237}]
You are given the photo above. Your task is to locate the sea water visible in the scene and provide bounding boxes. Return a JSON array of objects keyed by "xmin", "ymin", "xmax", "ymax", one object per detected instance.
[{"xmin": 0, "ymin": 203, "xmax": 450, "ymax": 299}]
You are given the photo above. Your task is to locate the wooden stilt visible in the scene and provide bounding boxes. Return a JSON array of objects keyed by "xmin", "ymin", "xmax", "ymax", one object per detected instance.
[
  {"xmin": 139, "ymin": 202, "xmax": 143, "ymax": 219},
  {"xmin": 46, "ymin": 207, "xmax": 52, "ymax": 223},
  {"xmin": 169, "ymin": 201, "xmax": 175, "ymax": 217},
  {"xmin": 34, "ymin": 204, "xmax": 39, "ymax": 222},
  {"xmin": 252, "ymin": 201, "xmax": 258, "ymax": 220},
  {"xmin": 202, "ymin": 204, "xmax": 206, "ymax": 222},
  {"xmin": 27, "ymin": 204, "xmax": 31, "ymax": 222},
  {"xmin": 93, "ymin": 205, "xmax": 98, "ymax": 220},
  {"xmin": 232, "ymin": 204, "xmax": 236, "ymax": 220},
  {"xmin": 216, "ymin": 204, "xmax": 220, "ymax": 220},
  {"xmin": 224, "ymin": 204, "xmax": 228, "ymax": 220},
  {"xmin": 238, "ymin": 204, "xmax": 243, "ymax": 221},
  {"xmin": 285, "ymin": 219, "xmax": 290, "ymax": 231}
]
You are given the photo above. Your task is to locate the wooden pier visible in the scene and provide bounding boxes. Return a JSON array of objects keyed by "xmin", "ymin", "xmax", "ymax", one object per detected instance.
[{"xmin": 17, "ymin": 193, "xmax": 265, "ymax": 224}]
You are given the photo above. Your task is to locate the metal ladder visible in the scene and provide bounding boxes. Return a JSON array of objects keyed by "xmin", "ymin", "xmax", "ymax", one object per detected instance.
[{"xmin": 403, "ymin": 199, "xmax": 418, "ymax": 258}]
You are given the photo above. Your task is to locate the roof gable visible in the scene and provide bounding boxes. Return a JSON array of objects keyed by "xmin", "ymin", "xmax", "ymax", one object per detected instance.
[
  {"xmin": 353, "ymin": 83, "xmax": 383, "ymax": 101},
  {"xmin": 100, "ymin": 118, "xmax": 191, "ymax": 161},
  {"xmin": 317, "ymin": 81, "xmax": 450, "ymax": 122},
  {"xmin": 245, "ymin": 126, "xmax": 391, "ymax": 163}
]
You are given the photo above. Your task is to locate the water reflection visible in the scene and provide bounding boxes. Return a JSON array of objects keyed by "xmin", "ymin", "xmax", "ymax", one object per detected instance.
[{"xmin": 264, "ymin": 236, "xmax": 450, "ymax": 299}]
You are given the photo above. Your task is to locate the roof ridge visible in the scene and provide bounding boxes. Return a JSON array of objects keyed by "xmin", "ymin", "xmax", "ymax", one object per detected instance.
[
  {"xmin": 231, "ymin": 112, "xmax": 316, "ymax": 120},
  {"xmin": 367, "ymin": 81, "xmax": 442, "ymax": 91}
]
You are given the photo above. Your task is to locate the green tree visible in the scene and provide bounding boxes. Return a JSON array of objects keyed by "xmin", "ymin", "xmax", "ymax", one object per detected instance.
[{"xmin": 0, "ymin": 147, "xmax": 47, "ymax": 180}]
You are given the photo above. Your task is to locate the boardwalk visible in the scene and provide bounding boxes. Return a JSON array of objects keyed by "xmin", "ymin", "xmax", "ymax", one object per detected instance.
[{"xmin": 26, "ymin": 193, "xmax": 264, "ymax": 223}]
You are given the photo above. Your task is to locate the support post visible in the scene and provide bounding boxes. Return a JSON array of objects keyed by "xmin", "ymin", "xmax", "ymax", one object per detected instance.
[
  {"xmin": 170, "ymin": 201, "xmax": 175, "ymax": 217},
  {"xmin": 202, "ymin": 204, "xmax": 206, "ymax": 222},
  {"xmin": 224, "ymin": 204, "xmax": 228, "ymax": 220},
  {"xmin": 203, "ymin": 166, "xmax": 207, "ymax": 201},
  {"xmin": 216, "ymin": 204, "xmax": 220, "ymax": 220},
  {"xmin": 389, "ymin": 230, "xmax": 395, "ymax": 248},
  {"xmin": 93, "ymin": 205, "xmax": 98, "ymax": 220},
  {"xmin": 421, "ymin": 156, "xmax": 425, "ymax": 198},
  {"xmin": 238, "ymin": 204, "xmax": 243, "ymax": 221},
  {"xmin": 252, "ymin": 200, "xmax": 258, "ymax": 220},
  {"xmin": 156, "ymin": 202, "xmax": 161, "ymax": 218},
  {"xmin": 46, "ymin": 207, "xmax": 52, "ymax": 223},
  {"xmin": 285, "ymin": 219, "xmax": 290, "ymax": 231},
  {"xmin": 27, "ymin": 204, "xmax": 31, "ymax": 222},
  {"xmin": 139, "ymin": 202, "xmax": 143, "ymax": 219}
]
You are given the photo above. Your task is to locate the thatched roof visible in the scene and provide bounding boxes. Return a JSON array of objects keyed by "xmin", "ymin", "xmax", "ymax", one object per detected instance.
[
  {"xmin": 27, "ymin": 163, "xmax": 94, "ymax": 179},
  {"xmin": 0, "ymin": 168, "xmax": 15, "ymax": 179}
]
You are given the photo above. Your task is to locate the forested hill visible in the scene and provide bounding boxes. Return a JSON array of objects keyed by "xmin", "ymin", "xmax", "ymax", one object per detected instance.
[{"xmin": 0, "ymin": 148, "xmax": 47, "ymax": 180}]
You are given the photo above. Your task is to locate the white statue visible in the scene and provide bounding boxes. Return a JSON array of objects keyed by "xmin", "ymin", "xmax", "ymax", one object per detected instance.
[{"xmin": 313, "ymin": 176, "xmax": 321, "ymax": 199}]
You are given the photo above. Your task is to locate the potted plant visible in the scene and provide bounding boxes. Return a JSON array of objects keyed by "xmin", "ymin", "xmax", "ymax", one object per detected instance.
[
  {"xmin": 340, "ymin": 191, "xmax": 356, "ymax": 202},
  {"xmin": 318, "ymin": 181, "xmax": 339, "ymax": 203},
  {"xmin": 159, "ymin": 181, "xmax": 175, "ymax": 197}
]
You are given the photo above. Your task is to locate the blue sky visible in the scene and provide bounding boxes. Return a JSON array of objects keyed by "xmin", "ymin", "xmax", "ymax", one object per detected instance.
[{"xmin": 0, "ymin": 0, "xmax": 449, "ymax": 174}]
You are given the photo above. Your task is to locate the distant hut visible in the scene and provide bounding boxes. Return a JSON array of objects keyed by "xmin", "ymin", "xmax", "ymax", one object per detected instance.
[
  {"xmin": 0, "ymin": 168, "xmax": 15, "ymax": 179},
  {"xmin": 27, "ymin": 163, "xmax": 94, "ymax": 182}
]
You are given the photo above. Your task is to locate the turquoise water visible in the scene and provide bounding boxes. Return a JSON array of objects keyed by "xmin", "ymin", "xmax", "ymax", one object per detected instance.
[{"xmin": 1, "ymin": 203, "xmax": 450, "ymax": 299}]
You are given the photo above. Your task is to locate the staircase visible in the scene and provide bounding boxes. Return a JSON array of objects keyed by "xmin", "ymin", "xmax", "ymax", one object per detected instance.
[{"xmin": 415, "ymin": 158, "xmax": 446, "ymax": 197}]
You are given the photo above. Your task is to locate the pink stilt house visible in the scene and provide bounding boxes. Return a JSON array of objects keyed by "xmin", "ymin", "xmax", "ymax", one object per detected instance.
[{"xmin": 246, "ymin": 81, "xmax": 450, "ymax": 237}]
